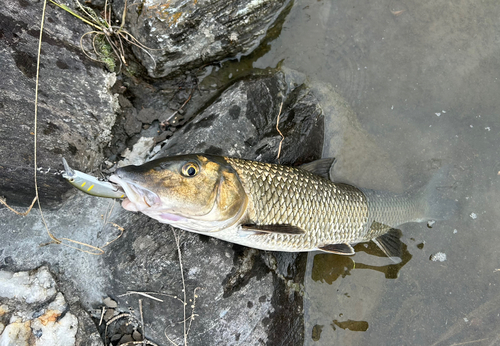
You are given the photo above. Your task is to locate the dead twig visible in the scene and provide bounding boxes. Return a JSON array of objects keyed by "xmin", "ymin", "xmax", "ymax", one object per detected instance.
[
  {"xmin": 99, "ymin": 306, "xmax": 106, "ymax": 326},
  {"xmin": 173, "ymin": 230, "xmax": 188, "ymax": 346},
  {"xmin": 450, "ymin": 338, "xmax": 490, "ymax": 346},
  {"xmin": 120, "ymin": 341, "xmax": 159, "ymax": 346},
  {"xmin": 139, "ymin": 299, "xmax": 145, "ymax": 346},
  {"xmin": 118, "ymin": 291, "xmax": 166, "ymax": 303},
  {"xmin": 49, "ymin": 0, "xmax": 157, "ymax": 72},
  {"xmin": 0, "ymin": 196, "xmax": 37, "ymax": 216},
  {"xmin": 186, "ymin": 287, "xmax": 201, "ymax": 338},
  {"xmin": 106, "ymin": 312, "xmax": 136, "ymax": 326},
  {"xmin": 276, "ymin": 101, "xmax": 284, "ymax": 162}
]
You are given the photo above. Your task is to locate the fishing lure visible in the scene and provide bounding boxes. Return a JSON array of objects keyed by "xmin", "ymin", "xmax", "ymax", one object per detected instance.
[{"xmin": 62, "ymin": 158, "xmax": 125, "ymax": 199}]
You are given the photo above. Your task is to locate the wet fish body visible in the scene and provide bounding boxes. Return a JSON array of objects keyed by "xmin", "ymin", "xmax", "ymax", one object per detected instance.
[{"xmin": 110, "ymin": 154, "xmax": 451, "ymax": 258}]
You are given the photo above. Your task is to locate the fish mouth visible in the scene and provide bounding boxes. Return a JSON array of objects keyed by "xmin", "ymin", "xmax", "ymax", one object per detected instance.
[{"xmin": 109, "ymin": 175, "xmax": 161, "ymax": 212}]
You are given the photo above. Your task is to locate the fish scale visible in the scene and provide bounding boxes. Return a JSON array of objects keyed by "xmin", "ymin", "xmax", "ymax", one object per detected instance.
[{"xmin": 225, "ymin": 157, "xmax": 371, "ymax": 251}]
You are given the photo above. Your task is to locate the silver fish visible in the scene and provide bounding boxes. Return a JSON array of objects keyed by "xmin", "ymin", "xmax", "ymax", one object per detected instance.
[{"xmin": 109, "ymin": 154, "xmax": 453, "ymax": 258}]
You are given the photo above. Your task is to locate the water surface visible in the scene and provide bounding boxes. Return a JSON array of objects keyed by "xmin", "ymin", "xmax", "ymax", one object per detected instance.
[{"xmin": 255, "ymin": 0, "xmax": 500, "ymax": 345}]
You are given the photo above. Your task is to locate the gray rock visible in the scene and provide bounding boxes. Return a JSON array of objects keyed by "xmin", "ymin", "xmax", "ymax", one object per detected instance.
[
  {"xmin": 0, "ymin": 1, "xmax": 118, "ymax": 208},
  {"xmin": 154, "ymin": 68, "xmax": 324, "ymax": 165},
  {"xmin": 114, "ymin": 0, "xmax": 290, "ymax": 78}
]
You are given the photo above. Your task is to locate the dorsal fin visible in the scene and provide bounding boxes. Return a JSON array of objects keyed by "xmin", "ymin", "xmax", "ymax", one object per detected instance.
[
  {"xmin": 299, "ymin": 158, "xmax": 336, "ymax": 180},
  {"xmin": 241, "ymin": 224, "xmax": 305, "ymax": 235},
  {"xmin": 318, "ymin": 243, "xmax": 355, "ymax": 255}
]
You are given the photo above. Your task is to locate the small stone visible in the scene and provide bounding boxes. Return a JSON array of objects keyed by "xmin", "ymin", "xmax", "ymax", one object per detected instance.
[
  {"xmin": 137, "ymin": 108, "xmax": 159, "ymax": 124},
  {"xmin": 430, "ymin": 252, "xmax": 447, "ymax": 262},
  {"xmin": 110, "ymin": 333, "xmax": 122, "ymax": 342},
  {"xmin": 103, "ymin": 308, "xmax": 115, "ymax": 321},
  {"xmin": 119, "ymin": 334, "xmax": 134, "ymax": 344},
  {"xmin": 132, "ymin": 330, "xmax": 142, "ymax": 341},
  {"xmin": 103, "ymin": 297, "xmax": 118, "ymax": 308}
]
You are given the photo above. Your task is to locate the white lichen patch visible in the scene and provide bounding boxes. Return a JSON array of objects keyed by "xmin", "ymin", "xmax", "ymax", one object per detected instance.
[
  {"xmin": 470, "ymin": 212, "xmax": 477, "ymax": 219},
  {"xmin": 0, "ymin": 321, "xmax": 31, "ymax": 346}
]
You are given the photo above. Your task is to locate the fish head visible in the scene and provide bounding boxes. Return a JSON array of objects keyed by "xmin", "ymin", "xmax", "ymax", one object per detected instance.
[{"xmin": 109, "ymin": 155, "xmax": 248, "ymax": 232}]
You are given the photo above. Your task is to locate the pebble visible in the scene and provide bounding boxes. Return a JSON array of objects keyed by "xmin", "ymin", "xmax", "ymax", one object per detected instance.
[{"xmin": 430, "ymin": 252, "xmax": 447, "ymax": 262}]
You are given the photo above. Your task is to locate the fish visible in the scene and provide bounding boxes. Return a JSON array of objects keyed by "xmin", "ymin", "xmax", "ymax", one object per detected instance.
[
  {"xmin": 109, "ymin": 154, "xmax": 454, "ymax": 259},
  {"xmin": 62, "ymin": 158, "xmax": 125, "ymax": 199}
]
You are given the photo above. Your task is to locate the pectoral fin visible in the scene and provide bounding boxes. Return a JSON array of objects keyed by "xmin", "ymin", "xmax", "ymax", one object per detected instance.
[
  {"xmin": 299, "ymin": 158, "xmax": 336, "ymax": 180},
  {"xmin": 372, "ymin": 229, "xmax": 403, "ymax": 259},
  {"xmin": 240, "ymin": 224, "xmax": 306, "ymax": 235},
  {"xmin": 318, "ymin": 243, "xmax": 355, "ymax": 255}
]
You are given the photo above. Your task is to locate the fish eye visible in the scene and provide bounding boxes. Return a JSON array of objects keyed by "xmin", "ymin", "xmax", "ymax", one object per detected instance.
[{"xmin": 181, "ymin": 162, "xmax": 199, "ymax": 177}]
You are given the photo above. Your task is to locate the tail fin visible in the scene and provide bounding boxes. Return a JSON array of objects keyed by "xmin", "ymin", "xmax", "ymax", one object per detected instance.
[{"xmin": 418, "ymin": 165, "xmax": 457, "ymax": 222}]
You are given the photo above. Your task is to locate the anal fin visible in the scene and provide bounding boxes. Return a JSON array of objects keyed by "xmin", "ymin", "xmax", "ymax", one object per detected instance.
[
  {"xmin": 372, "ymin": 229, "xmax": 403, "ymax": 259},
  {"xmin": 318, "ymin": 243, "xmax": 355, "ymax": 255},
  {"xmin": 241, "ymin": 224, "xmax": 305, "ymax": 235}
]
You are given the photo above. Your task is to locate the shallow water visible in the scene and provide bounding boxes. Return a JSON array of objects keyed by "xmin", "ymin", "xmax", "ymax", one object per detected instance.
[{"xmin": 254, "ymin": 0, "xmax": 500, "ymax": 345}]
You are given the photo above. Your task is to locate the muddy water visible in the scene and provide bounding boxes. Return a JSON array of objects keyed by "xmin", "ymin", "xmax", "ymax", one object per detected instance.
[{"xmin": 254, "ymin": 0, "xmax": 500, "ymax": 345}]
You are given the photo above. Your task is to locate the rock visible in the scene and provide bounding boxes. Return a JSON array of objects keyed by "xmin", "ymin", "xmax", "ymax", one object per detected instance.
[
  {"xmin": 0, "ymin": 1, "xmax": 119, "ymax": 208},
  {"xmin": 123, "ymin": 108, "xmax": 142, "ymax": 136},
  {"xmin": 100, "ymin": 67, "xmax": 324, "ymax": 345},
  {"xmin": 154, "ymin": 68, "xmax": 324, "ymax": 165},
  {"xmin": 103, "ymin": 297, "xmax": 118, "ymax": 308},
  {"xmin": 136, "ymin": 108, "xmax": 159, "ymax": 124},
  {"xmin": 0, "ymin": 267, "xmax": 103, "ymax": 346},
  {"xmin": 114, "ymin": 0, "xmax": 290, "ymax": 78}
]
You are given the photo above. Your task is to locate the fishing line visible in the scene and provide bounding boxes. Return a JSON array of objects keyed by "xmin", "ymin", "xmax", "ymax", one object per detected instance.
[{"xmin": 33, "ymin": 0, "xmax": 105, "ymax": 255}]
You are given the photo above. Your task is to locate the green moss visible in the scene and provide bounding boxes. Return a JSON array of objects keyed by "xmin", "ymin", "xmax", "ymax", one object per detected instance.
[{"xmin": 94, "ymin": 36, "xmax": 116, "ymax": 72}]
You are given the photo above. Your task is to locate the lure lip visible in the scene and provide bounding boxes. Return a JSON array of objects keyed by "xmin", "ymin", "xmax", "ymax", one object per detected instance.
[{"xmin": 62, "ymin": 157, "xmax": 75, "ymax": 179}]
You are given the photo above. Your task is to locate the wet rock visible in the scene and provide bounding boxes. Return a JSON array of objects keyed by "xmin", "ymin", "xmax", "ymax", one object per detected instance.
[
  {"xmin": 0, "ymin": 266, "xmax": 103, "ymax": 346},
  {"xmin": 154, "ymin": 67, "xmax": 324, "ymax": 165},
  {"xmin": 114, "ymin": 0, "xmax": 290, "ymax": 78},
  {"xmin": 0, "ymin": 1, "xmax": 119, "ymax": 208}
]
